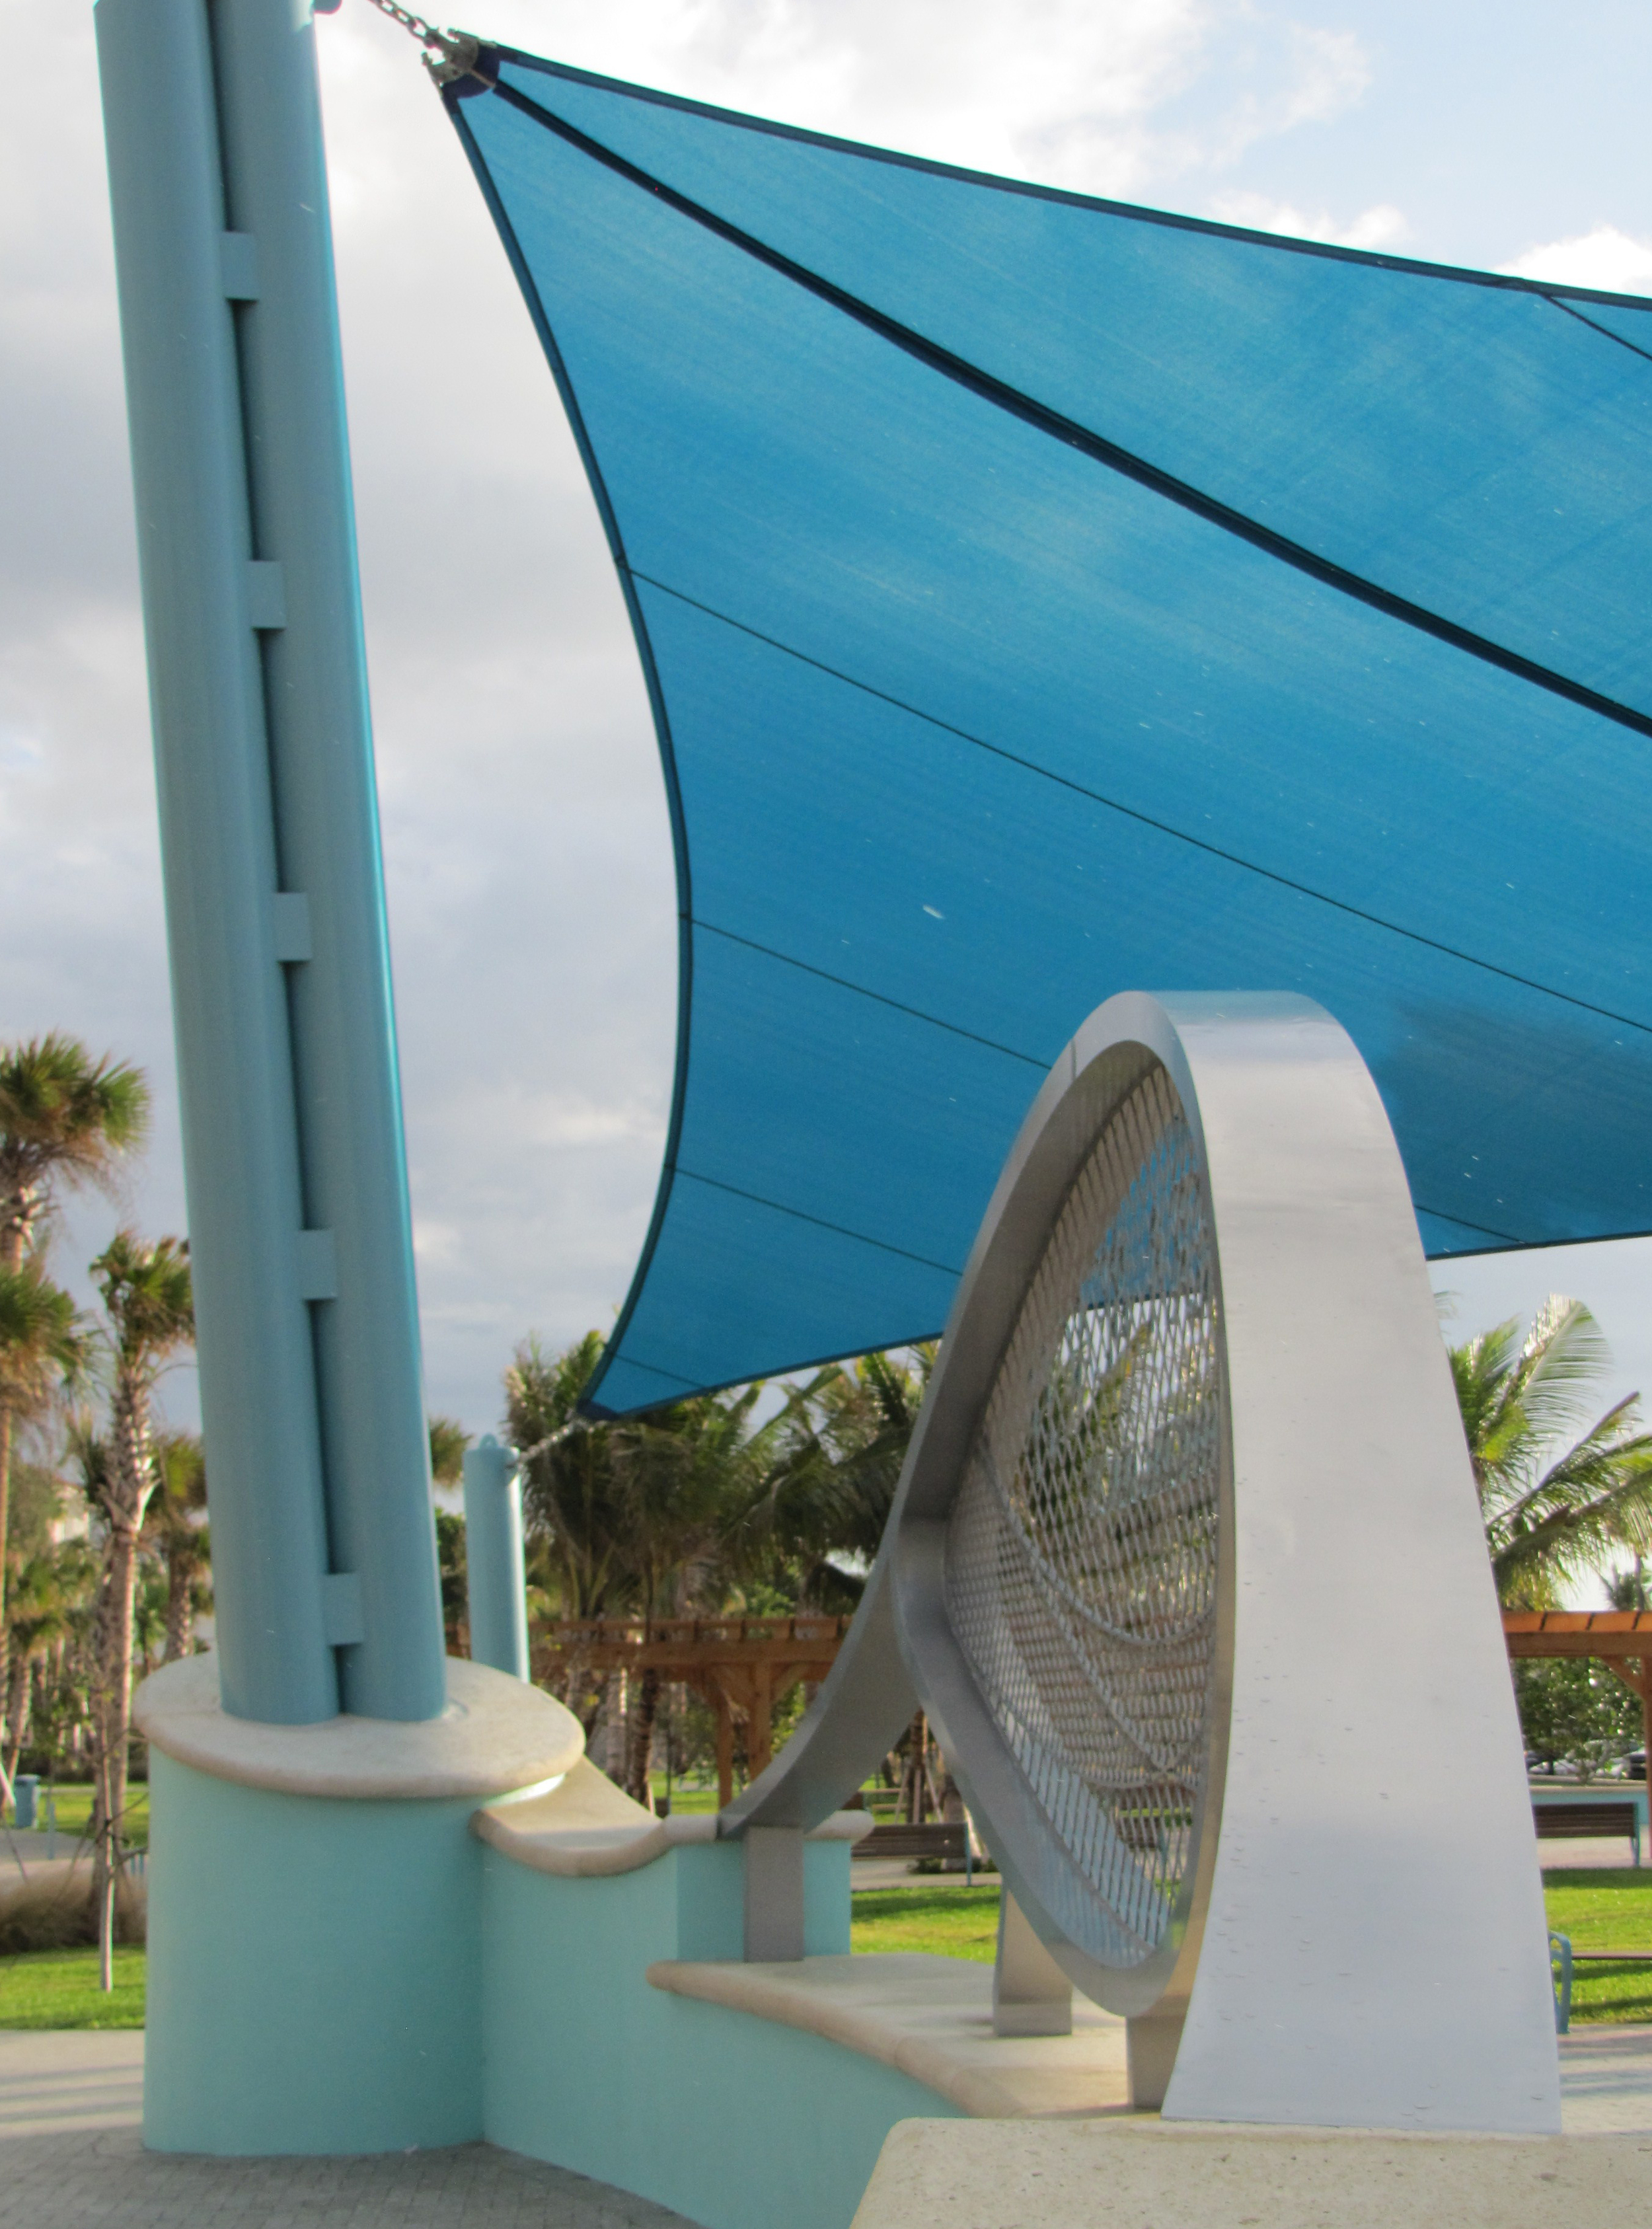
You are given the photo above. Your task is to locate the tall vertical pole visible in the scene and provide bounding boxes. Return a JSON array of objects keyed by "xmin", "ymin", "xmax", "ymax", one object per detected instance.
[
  {"xmin": 96, "ymin": 0, "xmax": 335, "ymax": 1727},
  {"xmin": 462, "ymin": 1437, "xmax": 529, "ymax": 1680},
  {"xmin": 209, "ymin": 0, "xmax": 445, "ymax": 1723},
  {"xmin": 96, "ymin": 0, "xmax": 445, "ymax": 1723}
]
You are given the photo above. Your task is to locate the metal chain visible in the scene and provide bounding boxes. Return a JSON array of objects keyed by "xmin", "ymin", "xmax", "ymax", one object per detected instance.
[{"xmin": 361, "ymin": 0, "xmax": 490, "ymax": 87}]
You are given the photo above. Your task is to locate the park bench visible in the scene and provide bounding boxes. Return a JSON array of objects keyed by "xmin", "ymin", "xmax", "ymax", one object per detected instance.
[
  {"xmin": 1532, "ymin": 1799, "xmax": 1641, "ymax": 1864},
  {"xmin": 852, "ymin": 1821, "xmax": 969, "ymax": 1864},
  {"xmin": 1548, "ymin": 1931, "xmax": 1652, "ymax": 2035}
]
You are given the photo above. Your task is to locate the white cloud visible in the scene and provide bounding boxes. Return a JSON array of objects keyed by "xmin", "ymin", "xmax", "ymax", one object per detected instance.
[
  {"xmin": 1503, "ymin": 224, "xmax": 1652, "ymax": 297},
  {"xmin": 361, "ymin": 0, "xmax": 1374, "ymax": 200},
  {"xmin": 1211, "ymin": 190, "xmax": 1408, "ymax": 250}
]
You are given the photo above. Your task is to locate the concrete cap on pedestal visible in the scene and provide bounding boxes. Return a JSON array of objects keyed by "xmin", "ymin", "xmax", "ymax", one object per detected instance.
[
  {"xmin": 134, "ymin": 1653, "xmax": 583, "ymax": 1799},
  {"xmin": 476, "ymin": 1755, "xmax": 875, "ymax": 1875}
]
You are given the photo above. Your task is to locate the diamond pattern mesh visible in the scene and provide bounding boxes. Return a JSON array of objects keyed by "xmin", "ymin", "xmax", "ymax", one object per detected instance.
[{"xmin": 945, "ymin": 1061, "xmax": 1222, "ymax": 1967}]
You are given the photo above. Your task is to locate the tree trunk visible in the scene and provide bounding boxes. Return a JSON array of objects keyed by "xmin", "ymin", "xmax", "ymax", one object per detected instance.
[
  {"xmin": 163, "ymin": 1546, "xmax": 194, "ymax": 1663},
  {"xmin": 0, "ymin": 1197, "xmax": 33, "ymax": 1741},
  {"xmin": 902, "ymin": 1710, "xmax": 928, "ymax": 1824},
  {"xmin": 624, "ymin": 1667, "xmax": 662, "ymax": 1810},
  {"xmin": 0, "ymin": 1400, "xmax": 13, "ymax": 1733},
  {"xmin": 3, "ymin": 1653, "xmax": 28, "ymax": 1790},
  {"xmin": 89, "ymin": 1379, "xmax": 157, "ymax": 1979},
  {"xmin": 577, "ymin": 1665, "xmax": 611, "ymax": 1743},
  {"xmin": 97, "ymin": 1818, "xmax": 116, "ymax": 1994},
  {"xmin": 90, "ymin": 1515, "xmax": 141, "ymax": 1973}
]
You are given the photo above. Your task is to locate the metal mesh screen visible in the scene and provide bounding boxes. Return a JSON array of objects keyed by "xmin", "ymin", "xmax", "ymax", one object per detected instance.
[{"xmin": 945, "ymin": 1061, "xmax": 1222, "ymax": 1967}]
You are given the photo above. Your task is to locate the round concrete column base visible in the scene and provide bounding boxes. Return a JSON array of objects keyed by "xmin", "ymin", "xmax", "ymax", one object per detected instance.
[{"xmin": 135, "ymin": 1655, "xmax": 581, "ymax": 2156}]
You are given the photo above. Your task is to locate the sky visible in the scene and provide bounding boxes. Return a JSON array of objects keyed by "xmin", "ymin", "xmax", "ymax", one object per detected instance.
[{"xmin": 3, "ymin": 0, "xmax": 1651, "ymax": 1552}]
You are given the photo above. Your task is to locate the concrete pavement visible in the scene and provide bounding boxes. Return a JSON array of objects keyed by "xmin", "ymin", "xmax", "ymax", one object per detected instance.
[
  {"xmin": 0, "ymin": 2033, "xmax": 691, "ymax": 2228},
  {"xmin": 3, "ymin": 2021, "xmax": 1652, "ymax": 2224}
]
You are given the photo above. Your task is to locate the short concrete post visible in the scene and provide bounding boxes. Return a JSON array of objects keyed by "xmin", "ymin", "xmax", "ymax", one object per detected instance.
[
  {"xmin": 1126, "ymin": 2008, "xmax": 1186, "ymax": 2109},
  {"xmin": 462, "ymin": 1437, "xmax": 529, "ymax": 1681},
  {"xmin": 743, "ymin": 1826, "xmax": 806, "ymax": 1961},
  {"xmin": 993, "ymin": 1892, "xmax": 1072, "ymax": 2037}
]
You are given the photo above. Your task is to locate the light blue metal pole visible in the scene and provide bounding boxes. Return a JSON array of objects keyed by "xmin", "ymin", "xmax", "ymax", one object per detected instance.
[
  {"xmin": 96, "ymin": 0, "xmax": 445, "ymax": 1722},
  {"xmin": 96, "ymin": 0, "xmax": 336, "ymax": 1725},
  {"xmin": 463, "ymin": 1437, "xmax": 530, "ymax": 1681},
  {"xmin": 209, "ymin": 0, "xmax": 445, "ymax": 1723}
]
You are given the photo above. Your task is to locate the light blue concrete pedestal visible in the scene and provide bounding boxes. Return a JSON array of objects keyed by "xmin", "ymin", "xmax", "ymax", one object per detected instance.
[
  {"xmin": 135, "ymin": 1658, "xmax": 961, "ymax": 2226},
  {"xmin": 144, "ymin": 1751, "xmax": 488, "ymax": 2154},
  {"xmin": 481, "ymin": 1839, "xmax": 959, "ymax": 2229},
  {"xmin": 135, "ymin": 1652, "xmax": 583, "ymax": 2157}
]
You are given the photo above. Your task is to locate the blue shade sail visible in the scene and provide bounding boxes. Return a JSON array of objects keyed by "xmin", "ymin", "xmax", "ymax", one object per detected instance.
[{"xmin": 445, "ymin": 51, "xmax": 1652, "ymax": 1418}]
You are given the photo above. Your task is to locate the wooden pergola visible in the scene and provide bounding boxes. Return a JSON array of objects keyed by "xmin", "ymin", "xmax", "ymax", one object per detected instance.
[
  {"xmin": 537, "ymin": 1615, "xmax": 850, "ymax": 1807},
  {"xmin": 533, "ymin": 1609, "xmax": 1649, "ymax": 1810},
  {"xmin": 1503, "ymin": 1608, "xmax": 1652, "ymax": 1768}
]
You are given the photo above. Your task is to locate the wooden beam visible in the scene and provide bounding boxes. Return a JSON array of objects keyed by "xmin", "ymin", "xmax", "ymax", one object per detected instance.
[
  {"xmin": 1498, "ymin": 1622, "xmax": 1649, "ymax": 1658},
  {"xmin": 1503, "ymin": 1610, "xmax": 1652, "ymax": 1659},
  {"xmin": 714, "ymin": 1684, "xmax": 733, "ymax": 1812},
  {"xmin": 1603, "ymin": 1659, "xmax": 1651, "ymax": 1702},
  {"xmin": 749, "ymin": 1659, "xmax": 774, "ymax": 1782}
]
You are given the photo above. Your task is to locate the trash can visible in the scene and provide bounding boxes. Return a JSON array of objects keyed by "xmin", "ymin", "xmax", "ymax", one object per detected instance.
[{"xmin": 12, "ymin": 1776, "xmax": 38, "ymax": 1831}]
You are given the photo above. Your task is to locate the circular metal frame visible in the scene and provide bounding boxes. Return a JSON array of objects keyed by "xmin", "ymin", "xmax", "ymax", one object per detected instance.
[{"xmin": 889, "ymin": 1001, "xmax": 1234, "ymax": 2018}]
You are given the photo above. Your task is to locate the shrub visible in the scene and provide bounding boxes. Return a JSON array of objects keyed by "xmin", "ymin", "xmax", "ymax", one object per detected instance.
[{"xmin": 0, "ymin": 1873, "xmax": 145, "ymax": 1954}]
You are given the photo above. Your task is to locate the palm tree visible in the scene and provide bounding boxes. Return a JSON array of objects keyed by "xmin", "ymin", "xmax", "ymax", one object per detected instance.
[
  {"xmin": 506, "ymin": 1334, "xmax": 636, "ymax": 1749},
  {"xmin": 506, "ymin": 1334, "xmax": 804, "ymax": 1799},
  {"xmin": 4, "ymin": 1545, "xmax": 79, "ymax": 1787},
  {"xmin": 87, "ymin": 1232, "xmax": 192, "ymax": 1984},
  {"xmin": 1452, "ymin": 1297, "xmax": 1652, "ymax": 1608},
  {"xmin": 609, "ymin": 1383, "xmax": 793, "ymax": 1804},
  {"xmin": 426, "ymin": 1417, "xmax": 472, "ymax": 1651},
  {"xmin": 0, "ymin": 1264, "xmax": 87, "ymax": 1758},
  {"xmin": 0, "ymin": 1038, "xmax": 147, "ymax": 1672},
  {"xmin": 428, "ymin": 1416, "xmax": 469, "ymax": 1492},
  {"xmin": 146, "ymin": 1432, "xmax": 209, "ymax": 1663},
  {"xmin": 0, "ymin": 1036, "xmax": 149, "ymax": 1273},
  {"xmin": 748, "ymin": 1347, "xmax": 936, "ymax": 1606},
  {"xmin": 507, "ymin": 1334, "xmax": 630, "ymax": 1629}
]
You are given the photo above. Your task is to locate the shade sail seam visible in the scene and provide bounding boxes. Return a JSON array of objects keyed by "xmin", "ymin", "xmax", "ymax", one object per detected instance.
[
  {"xmin": 1545, "ymin": 294, "xmax": 1652, "ymax": 368},
  {"xmin": 676, "ymin": 1166, "xmax": 965, "ymax": 1277},
  {"xmin": 589, "ymin": 1354, "xmax": 703, "ymax": 1399},
  {"xmin": 490, "ymin": 77, "xmax": 1652, "ymax": 748},
  {"xmin": 1409, "ymin": 1199, "xmax": 1524, "ymax": 1245},
  {"xmin": 492, "ymin": 50, "xmax": 1652, "ymax": 315},
  {"xmin": 638, "ymin": 572, "xmax": 1652, "ymax": 1045},
  {"xmin": 695, "ymin": 919, "xmax": 1047, "ymax": 1069}
]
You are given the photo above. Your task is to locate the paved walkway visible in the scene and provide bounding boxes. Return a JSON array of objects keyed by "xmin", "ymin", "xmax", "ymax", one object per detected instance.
[
  {"xmin": 3, "ymin": 2020, "xmax": 1649, "ymax": 2224},
  {"xmin": 0, "ymin": 1832, "xmax": 91, "ymax": 1881},
  {"xmin": 0, "ymin": 2034, "xmax": 691, "ymax": 2228}
]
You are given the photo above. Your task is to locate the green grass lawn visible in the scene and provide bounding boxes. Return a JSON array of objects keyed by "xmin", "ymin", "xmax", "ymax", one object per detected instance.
[
  {"xmin": 852, "ymin": 1885, "xmax": 1001, "ymax": 1961},
  {"xmin": 0, "ymin": 1866, "xmax": 1639, "ymax": 2031},
  {"xmin": 850, "ymin": 1873, "xmax": 1652, "ymax": 2021},
  {"xmin": 1546, "ymin": 1870, "xmax": 1652, "ymax": 2023},
  {"xmin": 14, "ymin": 1784, "xmax": 149, "ymax": 1844},
  {"xmin": 0, "ymin": 1948, "xmax": 145, "ymax": 2029},
  {"xmin": 652, "ymin": 1782, "xmax": 907, "ymax": 1819}
]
